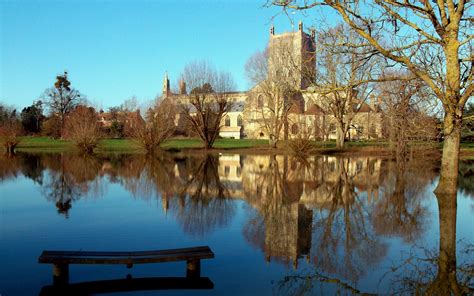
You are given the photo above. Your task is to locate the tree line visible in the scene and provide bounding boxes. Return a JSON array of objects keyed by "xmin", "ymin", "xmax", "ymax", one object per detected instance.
[{"xmin": 1, "ymin": 6, "xmax": 472, "ymax": 175}]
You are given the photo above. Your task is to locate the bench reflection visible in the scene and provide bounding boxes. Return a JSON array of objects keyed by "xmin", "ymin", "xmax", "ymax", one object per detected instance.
[{"xmin": 39, "ymin": 276, "xmax": 214, "ymax": 295}]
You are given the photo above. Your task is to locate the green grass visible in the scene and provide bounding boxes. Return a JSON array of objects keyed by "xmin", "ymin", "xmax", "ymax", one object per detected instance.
[
  {"xmin": 213, "ymin": 139, "xmax": 268, "ymax": 149},
  {"xmin": 8, "ymin": 136, "xmax": 473, "ymax": 154},
  {"xmin": 12, "ymin": 137, "xmax": 269, "ymax": 152},
  {"xmin": 461, "ymin": 141, "xmax": 474, "ymax": 154},
  {"xmin": 160, "ymin": 138, "xmax": 205, "ymax": 149},
  {"xmin": 302, "ymin": 139, "xmax": 389, "ymax": 150},
  {"xmin": 161, "ymin": 138, "xmax": 268, "ymax": 149},
  {"xmin": 96, "ymin": 139, "xmax": 142, "ymax": 151},
  {"xmin": 15, "ymin": 136, "xmax": 73, "ymax": 151}
]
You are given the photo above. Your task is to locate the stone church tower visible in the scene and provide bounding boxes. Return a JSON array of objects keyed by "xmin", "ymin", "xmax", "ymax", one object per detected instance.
[{"xmin": 268, "ymin": 21, "xmax": 316, "ymax": 90}]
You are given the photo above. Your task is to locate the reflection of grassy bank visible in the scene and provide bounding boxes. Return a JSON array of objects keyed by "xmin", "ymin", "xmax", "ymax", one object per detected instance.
[{"xmin": 7, "ymin": 136, "xmax": 474, "ymax": 157}]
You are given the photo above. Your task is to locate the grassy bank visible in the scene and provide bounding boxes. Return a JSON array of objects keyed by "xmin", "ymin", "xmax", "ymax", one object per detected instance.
[
  {"xmin": 13, "ymin": 137, "xmax": 269, "ymax": 152},
  {"xmin": 6, "ymin": 136, "xmax": 474, "ymax": 156}
]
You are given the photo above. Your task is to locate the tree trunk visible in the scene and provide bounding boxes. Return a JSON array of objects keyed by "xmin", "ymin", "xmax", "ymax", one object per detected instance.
[
  {"xmin": 435, "ymin": 112, "xmax": 462, "ymax": 194},
  {"xmin": 204, "ymin": 141, "xmax": 212, "ymax": 149},
  {"xmin": 336, "ymin": 125, "xmax": 345, "ymax": 148},
  {"xmin": 5, "ymin": 142, "xmax": 16, "ymax": 155},
  {"xmin": 269, "ymin": 135, "xmax": 278, "ymax": 148}
]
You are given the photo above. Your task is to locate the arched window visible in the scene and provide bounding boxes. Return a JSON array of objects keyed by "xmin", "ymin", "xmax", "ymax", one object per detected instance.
[
  {"xmin": 224, "ymin": 165, "xmax": 230, "ymax": 177},
  {"xmin": 237, "ymin": 115, "xmax": 243, "ymax": 126},
  {"xmin": 291, "ymin": 124, "xmax": 299, "ymax": 135},
  {"xmin": 257, "ymin": 95, "xmax": 264, "ymax": 109},
  {"xmin": 225, "ymin": 115, "xmax": 231, "ymax": 127}
]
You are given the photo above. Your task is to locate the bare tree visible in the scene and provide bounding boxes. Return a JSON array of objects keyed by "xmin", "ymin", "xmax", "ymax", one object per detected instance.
[
  {"xmin": 179, "ymin": 61, "xmax": 235, "ymax": 149},
  {"xmin": 315, "ymin": 25, "xmax": 381, "ymax": 148},
  {"xmin": 273, "ymin": 0, "xmax": 473, "ymax": 193},
  {"xmin": 378, "ymin": 71, "xmax": 440, "ymax": 157},
  {"xmin": 64, "ymin": 105, "xmax": 101, "ymax": 154},
  {"xmin": 121, "ymin": 96, "xmax": 139, "ymax": 113},
  {"xmin": 128, "ymin": 98, "xmax": 176, "ymax": 153},
  {"xmin": 0, "ymin": 105, "xmax": 22, "ymax": 153},
  {"xmin": 245, "ymin": 45, "xmax": 304, "ymax": 148},
  {"xmin": 42, "ymin": 71, "xmax": 82, "ymax": 137},
  {"xmin": 287, "ymin": 121, "xmax": 315, "ymax": 157}
]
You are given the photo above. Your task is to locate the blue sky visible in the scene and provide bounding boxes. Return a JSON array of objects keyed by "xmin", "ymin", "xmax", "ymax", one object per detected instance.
[{"xmin": 1, "ymin": 0, "xmax": 330, "ymax": 111}]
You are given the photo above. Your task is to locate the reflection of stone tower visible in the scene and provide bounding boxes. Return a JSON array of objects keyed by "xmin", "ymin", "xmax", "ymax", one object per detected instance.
[
  {"xmin": 162, "ymin": 72, "xmax": 170, "ymax": 97},
  {"xmin": 162, "ymin": 192, "xmax": 169, "ymax": 215},
  {"xmin": 264, "ymin": 203, "xmax": 312, "ymax": 268},
  {"xmin": 268, "ymin": 21, "xmax": 316, "ymax": 90}
]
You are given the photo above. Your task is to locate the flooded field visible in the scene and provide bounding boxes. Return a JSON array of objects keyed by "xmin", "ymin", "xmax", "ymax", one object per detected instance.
[{"xmin": 0, "ymin": 152, "xmax": 473, "ymax": 295}]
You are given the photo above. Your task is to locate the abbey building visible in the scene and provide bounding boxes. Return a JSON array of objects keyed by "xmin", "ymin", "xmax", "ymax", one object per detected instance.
[{"xmin": 161, "ymin": 22, "xmax": 382, "ymax": 141}]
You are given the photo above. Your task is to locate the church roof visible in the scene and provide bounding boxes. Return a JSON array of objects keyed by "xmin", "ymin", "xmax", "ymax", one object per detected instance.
[
  {"xmin": 184, "ymin": 101, "xmax": 245, "ymax": 113},
  {"xmin": 305, "ymin": 104, "xmax": 324, "ymax": 115},
  {"xmin": 230, "ymin": 101, "xmax": 245, "ymax": 112}
]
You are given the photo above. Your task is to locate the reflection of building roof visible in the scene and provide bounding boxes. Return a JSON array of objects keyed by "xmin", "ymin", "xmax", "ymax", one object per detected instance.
[{"xmin": 221, "ymin": 180, "xmax": 243, "ymax": 190}]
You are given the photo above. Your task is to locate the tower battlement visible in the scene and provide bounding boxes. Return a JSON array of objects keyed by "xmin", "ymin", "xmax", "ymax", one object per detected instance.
[{"xmin": 268, "ymin": 22, "xmax": 316, "ymax": 90}]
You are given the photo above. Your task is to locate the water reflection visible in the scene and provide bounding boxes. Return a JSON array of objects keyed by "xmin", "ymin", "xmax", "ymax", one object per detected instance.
[
  {"xmin": 242, "ymin": 155, "xmax": 312, "ymax": 267},
  {"xmin": 1, "ymin": 152, "xmax": 473, "ymax": 294},
  {"xmin": 384, "ymin": 190, "xmax": 474, "ymax": 295},
  {"xmin": 172, "ymin": 155, "xmax": 236, "ymax": 238},
  {"xmin": 371, "ymin": 158, "xmax": 432, "ymax": 242},
  {"xmin": 39, "ymin": 276, "xmax": 214, "ymax": 295}
]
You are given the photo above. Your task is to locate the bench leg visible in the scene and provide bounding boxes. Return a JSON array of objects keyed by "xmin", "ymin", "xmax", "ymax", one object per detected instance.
[
  {"xmin": 53, "ymin": 263, "xmax": 69, "ymax": 285},
  {"xmin": 186, "ymin": 259, "xmax": 201, "ymax": 278}
]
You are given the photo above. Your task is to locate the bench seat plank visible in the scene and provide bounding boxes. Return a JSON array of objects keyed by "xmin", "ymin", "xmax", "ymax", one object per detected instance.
[
  {"xmin": 40, "ymin": 246, "xmax": 211, "ymax": 258},
  {"xmin": 38, "ymin": 246, "xmax": 214, "ymax": 265}
]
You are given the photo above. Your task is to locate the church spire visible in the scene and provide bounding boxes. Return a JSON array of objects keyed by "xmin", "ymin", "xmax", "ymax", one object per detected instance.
[{"xmin": 162, "ymin": 72, "xmax": 170, "ymax": 97}]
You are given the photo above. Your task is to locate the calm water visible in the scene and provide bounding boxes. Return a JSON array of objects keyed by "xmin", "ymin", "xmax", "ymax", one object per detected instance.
[{"xmin": 0, "ymin": 152, "xmax": 473, "ymax": 295}]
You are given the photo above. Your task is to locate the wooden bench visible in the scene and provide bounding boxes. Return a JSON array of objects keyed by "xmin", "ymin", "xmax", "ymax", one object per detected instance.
[{"xmin": 38, "ymin": 246, "xmax": 214, "ymax": 285}]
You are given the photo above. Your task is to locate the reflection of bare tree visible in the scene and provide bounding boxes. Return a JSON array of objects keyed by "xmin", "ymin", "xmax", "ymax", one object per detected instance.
[
  {"xmin": 179, "ymin": 155, "xmax": 228, "ymax": 200},
  {"xmin": 242, "ymin": 206, "xmax": 266, "ymax": 251},
  {"xmin": 458, "ymin": 159, "xmax": 474, "ymax": 198},
  {"xmin": 243, "ymin": 155, "xmax": 311, "ymax": 267},
  {"xmin": 275, "ymin": 271, "xmax": 375, "ymax": 296},
  {"xmin": 268, "ymin": 157, "xmax": 387, "ymax": 294},
  {"xmin": 115, "ymin": 155, "xmax": 154, "ymax": 200},
  {"xmin": 170, "ymin": 155, "xmax": 235, "ymax": 238},
  {"xmin": 0, "ymin": 153, "xmax": 22, "ymax": 181},
  {"xmin": 102, "ymin": 153, "xmax": 179, "ymax": 209},
  {"xmin": 311, "ymin": 158, "xmax": 386, "ymax": 282},
  {"xmin": 19, "ymin": 153, "xmax": 44, "ymax": 184},
  {"xmin": 372, "ymin": 157, "xmax": 436, "ymax": 242},
  {"xmin": 388, "ymin": 190, "xmax": 474, "ymax": 294},
  {"xmin": 41, "ymin": 154, "xmax": 102, "ymax": 218}
]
